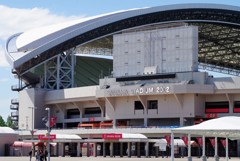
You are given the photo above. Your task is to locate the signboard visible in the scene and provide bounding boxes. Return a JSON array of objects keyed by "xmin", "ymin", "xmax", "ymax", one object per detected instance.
[
  {"xmin": 38, "ymin": 134, "xmax": 56, "ymax": 140},
  {"xmin": 205, "ymin": 113, "xmax": 218, "ymax": 118},
  {"xmin": 102, "ymin": 133, "xmax": 122, "ymax": 140}
]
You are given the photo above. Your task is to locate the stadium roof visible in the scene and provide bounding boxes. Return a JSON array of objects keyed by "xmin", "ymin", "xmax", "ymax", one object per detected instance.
[{"xmin": 5, "ymin": 3, "xmax": 240, "ymax": 75}]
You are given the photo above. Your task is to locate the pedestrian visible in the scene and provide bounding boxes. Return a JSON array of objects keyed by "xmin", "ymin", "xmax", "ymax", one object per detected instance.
[
  {"xmin": 44, "ymin": 150, "xmax": 48, "ymax": 161},
  {"xmin": 29, "ymin": 150, "xmax": 32, "ymax": 161}
]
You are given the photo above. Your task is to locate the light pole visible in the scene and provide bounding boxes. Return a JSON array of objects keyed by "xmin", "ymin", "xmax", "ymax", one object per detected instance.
[
  {"xmin": 45, "ymin": 107, "xmax": 50, "ymax": 161},
  {"xmin": 28, "ymin": 107, "xmax": 37, "ymax": 156}
]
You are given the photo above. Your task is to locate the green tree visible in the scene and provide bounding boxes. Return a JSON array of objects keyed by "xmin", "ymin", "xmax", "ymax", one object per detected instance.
[
  {"xmin": 0, "ymin": 115, "xmax": 6, "ymax": 126},
  {"xmin": 5, "ymin": 116, "xmax": 17, "ymax": 129}
]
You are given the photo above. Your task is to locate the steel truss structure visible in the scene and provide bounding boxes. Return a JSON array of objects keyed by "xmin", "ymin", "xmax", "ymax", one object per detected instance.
[{"xmin": 15, "ymin": 8, "xmax": 240, "ymax": 77}]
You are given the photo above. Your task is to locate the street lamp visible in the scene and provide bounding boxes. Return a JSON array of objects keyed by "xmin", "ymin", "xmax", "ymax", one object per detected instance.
[
  {"xmin": 45, "ymin": 107, "xmax": 50, "ymax": 161},
  {"xmin": 28, "ymin": 107, "xmax": 37, "ymax": 156}
]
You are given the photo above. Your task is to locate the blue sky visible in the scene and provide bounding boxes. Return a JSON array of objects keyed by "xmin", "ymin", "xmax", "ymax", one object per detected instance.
[{"xmin": 0, "ymin": 0, "xmax": 240, "ymax": 121}]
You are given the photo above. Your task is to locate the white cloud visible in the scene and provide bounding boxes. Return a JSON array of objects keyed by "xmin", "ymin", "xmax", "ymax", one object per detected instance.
[{"xmin": 0, "ymin": 5, "xmax": 85, "ymax": 67}]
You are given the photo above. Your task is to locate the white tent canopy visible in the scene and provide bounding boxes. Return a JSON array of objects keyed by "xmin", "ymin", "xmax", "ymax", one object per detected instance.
[
  {"xmin": 154, "ymin": 139, "xmax": 195, "ymax": 147},
  {"xmin": 172, "ymin": 116, "xmax": 240, "ymax": 138}
]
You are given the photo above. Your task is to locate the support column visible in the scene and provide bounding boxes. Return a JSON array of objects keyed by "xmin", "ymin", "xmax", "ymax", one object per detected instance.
[
  {"xmin": 128, "ymin": 142, "xmax": 131, "ymax": 158},
  {"xmin": 214, "ymin": 137, "xmax": 219, "ymax": 161},
  {"xmin": 180, "ymin": 117, "xmax": 184, "ymax": 126},
  {"xmin": 171, "ymin": 132, "xmax": 174, "ymax": 161},
  {"xmin": 113, "ymin": 119, "xmax": 116, "ymax": 129},
  {"xmin": 145, "ymin": 142, "xmax": 149, "ymax": 158},
  {"xmin": 58, "ymin": 143, "xmax": 64, "ymax": 157},
  {"xmin": 94, "ymin": 143, "xmax": 97, "ymax": 157},
  {"xmin": 202, "ymin": 136, "xmax": 207, "ymax": 161},
  {"xmin": 77, "ymin": 143, "xmax": 81, "ymax": 157},
  {"xmin": 87, "ymin": 143, "xmax": 90, "ymax": 157},
  {"xmin": 137, "ymin": 142, "xmax": 141, "ymax": 158},
  {"xmin": 144, "ymin": 118, "xmax": 148, "ymax": 127},
  {"xmin": 120, "ymin": 142, "xmax": 123, "ymax": 157},
  {"xmin": 155, "ymin": 145, "xmax": 159, "ymax": 158},
  {"xmin": 226, "ymin": 137, "xmax": 229, "ymax": 161},
  {"xmin": 188, "ymin": 134, "xmax": 192, "ymax": 161},
  {"xmin": 103, "ymin": 142, "xmax": 106, "ymax": 157},
  {"xmin": 110, "ymin": 142, "xmax": 114, "ymax": 157}
]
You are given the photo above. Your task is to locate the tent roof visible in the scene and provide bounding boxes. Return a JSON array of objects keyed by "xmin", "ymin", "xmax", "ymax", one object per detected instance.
[
  {"xmin": 172, "ymin": 116, "xmax": 240, "ymax": 138},
  {"xmin": 0, "ymin": 127, "xmax": 17, "ymax": 134}
]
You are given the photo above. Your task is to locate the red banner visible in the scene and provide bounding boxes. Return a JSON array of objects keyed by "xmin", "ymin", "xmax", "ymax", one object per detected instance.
[
  {"xmin": 50, "ymin": 117, "xmax": 57, "ymax": 127},
  {"xmin": 102, "ymin": 133, "xmax": 122, "ymax": 140},
  {"xmin": 209, "ymin": 138, "xmax": 215, "ymax": 147},
  {"xmin": 182, "ymin": 136, "xmax": 188, "ymax": 145},
  {"xmin": 38, "ymin": 134, "xmax": 56, "ymax": 140},
  {"xmin": 165, "ymin": 135, "xmax": 171, "ymax": 145},
  {"xmin": 220, "ymin": 139, "xmax": 226, "ymax": 148},
  {"xmin": 197, "ymin": 137, "xmax": 203, "ymax": 146}
]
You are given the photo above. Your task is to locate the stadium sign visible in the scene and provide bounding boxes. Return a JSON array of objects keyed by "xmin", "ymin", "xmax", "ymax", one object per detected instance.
[{"xmin": 106, "ymin": 86, "xmax": 170, "ymax": 97}]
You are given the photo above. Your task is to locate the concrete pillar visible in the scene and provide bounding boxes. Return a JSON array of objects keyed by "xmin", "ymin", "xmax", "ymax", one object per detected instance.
[
  {"xmin": 120, "ymin": 142, "xmax": 123, "ymax": 157},
  {"xmin": 113, "ymin": 119, "xmax": 116, "ymax": 128},
  {"xmin": 137, "ymin": 142, "xmax": 141, "ymax": 158},
  {"xmin": 94, "ymin": 143, "xmax": 97, "ymax": 157},
  {"xmin": 58, "ymin": 143, "xmax": 64, "ymax": 157},
  {"xmin": 110, "ymin": 142, "xmax": 114, "ymax": 157},
  {"xmin": 214, "ymin": 137, "xmax": 219, "ymax": 161},
  {"xmin": 202, "ymin": 136, "xmax": 207, "ymax": 161},
  {"xmin": 180, "ymin": 117, "xmax": 184, "ymax": 126},
  {"xmin": 87, "ymin": 143, "xmax": 90, "ymax": 157},
  {"xmin": 155, "ymin": 145, "xmax": 159, "ymax": 158},
  {"xmin": 77, "ymin": 143, "xmax": 81, "ymax": 157},
  {"xmin": 171, "ymin": 132, "xmax": 174, "ymax": 161},
  {"xmin": 188, "ymin": 134, "xmax": 192, "ymax": 161},
  {"xmin": 226, "ymin": 137, "xmax": 229, "ymax": 161},
  {"xmin": 128, "ymin": 142, "xmax": 131, "ymax": 157},
  {"xmin": 144, "ymin": 118, "xmax": 148, "ymax": 127},
  {"xmin": 145, "ymin": 142, "xmax": 149, "ymax": 158},
  {"xmin": 103, "ymin": 142, "xmax": 106, "ymax": 157}
]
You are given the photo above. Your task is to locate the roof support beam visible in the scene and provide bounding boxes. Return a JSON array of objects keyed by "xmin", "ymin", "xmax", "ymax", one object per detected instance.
[
  {"xmin": 137, "ymin": 95, "xmax": 147, "ymax": 112},
  {"xmin": 95, "ymin": 100, "xmax": 105, "ymax": 117},
  {"xmin": 225, "ymin": 93, "xmax": 233, "ymax": 113},
  {"xmin": 105, "ymin": 97, "xmax": 115, "ymax": 111},
  {"xmin": 173, "ymin": 94, "xmax": 183, "ymax": 108}
]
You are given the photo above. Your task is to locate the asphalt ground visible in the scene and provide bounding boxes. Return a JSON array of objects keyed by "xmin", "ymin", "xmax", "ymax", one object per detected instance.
[{"xmin": 0, "ymin": 156, "xmax": 238, "ymax": 161}]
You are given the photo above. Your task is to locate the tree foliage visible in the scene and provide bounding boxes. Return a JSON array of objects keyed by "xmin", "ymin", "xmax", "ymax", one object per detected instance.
[{"xmin": 0, "ymin": 115, "xmax": 6, "ymax": 126}]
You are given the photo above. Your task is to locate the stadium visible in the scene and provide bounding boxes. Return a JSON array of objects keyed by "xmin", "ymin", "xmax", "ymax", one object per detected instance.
[{"xmin": 4, "ymin": 3, "xmax": 240, "ymax": 158}]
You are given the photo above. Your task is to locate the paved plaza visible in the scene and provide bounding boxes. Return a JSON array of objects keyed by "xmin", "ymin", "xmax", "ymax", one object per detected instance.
[{"xmin": 0, "ymin": 156, "xmax": 238, "ymax": 161}]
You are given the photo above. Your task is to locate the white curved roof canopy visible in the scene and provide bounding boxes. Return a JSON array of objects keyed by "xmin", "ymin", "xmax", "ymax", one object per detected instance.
[
  {"xmin": 0, "ymin": 127, "xmax": 17, "ymax": 134},
  {"xmin": 5, "ymin": 3, "xmax": 240, "ymax": 69},
  {"xmin": 172, "ymin": 116, "xmax": 240, "ymax": 139}
]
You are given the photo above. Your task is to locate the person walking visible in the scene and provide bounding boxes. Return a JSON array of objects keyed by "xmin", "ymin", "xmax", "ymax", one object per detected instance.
[
  {"xmin": 29, "ymin": 150, "xmax": 32, "ymax": 161},
  {"xmin": 44, "ymin": 150, "xmax": 48, "ymax": 161}
]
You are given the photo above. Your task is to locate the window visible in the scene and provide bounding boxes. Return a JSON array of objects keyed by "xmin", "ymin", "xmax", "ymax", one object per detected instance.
[
  {"xmin": 148, "ymin": 100, "xmax": 158, "ymax": 109},
  {"xmin": 134, "ymin": 101, "xmax": 144, "ymax": 110},
  {"xmin": 67, "ymin": 109, "xmax": 80, "ymax": 119},
  {"xmin": 205, "ymin": 102, "xmax": 229, "ymax": 113},
  {"xmin": 234, "ymin": 101, "xmax": 240, "ymax": 113}
]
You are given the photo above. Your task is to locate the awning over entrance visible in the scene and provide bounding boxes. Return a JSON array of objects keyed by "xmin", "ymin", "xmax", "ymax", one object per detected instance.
[
  {"xmin": 172, "ymin": 116, "xmax": 240, "ymax": 138},
  {"xmin": 12, "ymin": 141, "xmax": 32, "ymax": 147},
  {"xmin": 154, "ymin": 139, "xmax": 196, "ymax": 147}
]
